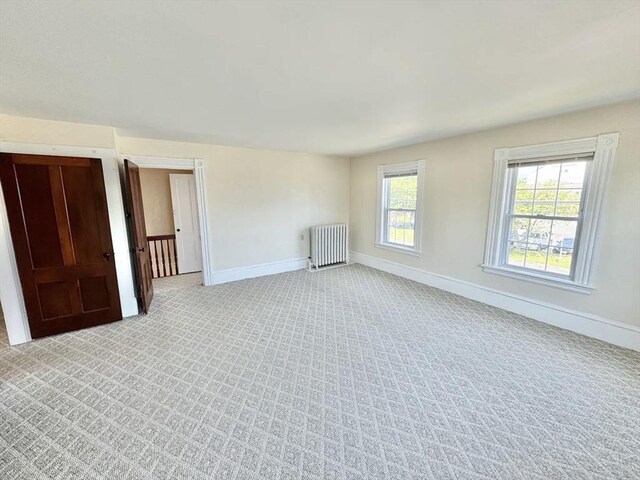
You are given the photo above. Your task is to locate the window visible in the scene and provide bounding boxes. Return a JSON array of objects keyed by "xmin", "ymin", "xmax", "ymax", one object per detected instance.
[
  {"xmin": 483, "ymin": 134, "xmax": 619, "ymax": 293},
  {"xmin": 376, "ymin": 160, "xmax": 425, "ymax": 255}
]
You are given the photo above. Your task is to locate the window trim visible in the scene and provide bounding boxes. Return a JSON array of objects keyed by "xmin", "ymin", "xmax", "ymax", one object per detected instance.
[
  {"xmin": 482, "ymin": 133, "xmax": 619, "ymax": 293},
  {"xmin": 375, "ymin": 160, "xmax": 425, "ymax": 255}
]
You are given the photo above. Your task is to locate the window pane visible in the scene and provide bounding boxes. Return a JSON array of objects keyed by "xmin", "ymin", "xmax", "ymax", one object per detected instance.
[
  {"xmin": 386, "ymin": 209, "xmax": 415, "ymax": 247},
  {"xmin": 528, "ymin": 219, "xmax": 552, "ymax": 248},
  {"xmin": 535, "ymin": 163, "xmax": 561, "ymax": 189},
  {"xmin": 514, "ymin": 189, "xmax": 534, "ymax": 202},
  {"xmin": 513, "ymin": 202, "xmax": 533, "ymax": 215},
  {"xmin": 509, "ymin": 217, "xmax": 530, "ymax": 245},
  {"xmin": 554, "ymin": 188, "xmax": 582, "ymax": 217},
  {"xmin": 522, "ymin": 219, "xmax": 552, "ymax": 271},
  {"xmin": 387, "ymin": 175, "xmax": 417, "ymax": 209},
  {"xmin": 555, "ymin": 202, "xmax": 581, "ymax": 217},
  {"xmin": 548, "ymin": 220, "xmax": 578, "ymax": 276},
  {"xmin": 532, "ymin": 188, "xmax": 556, "ymax": 216},
  {"xmin": 516, "ymin": 165, "xmax": 537, "ymax": 189},
  {"xmin": 559, "ymin": 161, "xmax": 587, "ymax": 188},
  {"xmin": 507, "ymin": 243, "xmax": 527, "ymax": 267},
  {"xmin": 533, "ymin": 189, "xmax": 556, "ymax": 202}
]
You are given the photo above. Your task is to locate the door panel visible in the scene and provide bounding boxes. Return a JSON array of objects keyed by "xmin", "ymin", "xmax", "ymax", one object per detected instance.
[
  {"xmin": 38, "ymin": 282, "xmax": 73, "ymax": 319},
  {"xmin": 79, "ymin": 276, "xmax": 111, "ymax": 312},
  {"xmin": 124, "ymin": 160, "xmax": 154, "ymax": 313},
  {"xmin": 170, "ymin": 174, "xmax": 202, "ymax": 274},
  {"xmin": 14, "ymin": 163, "xmax": 65, "ymax": 268},
  {"xmin": 62, "ymin": 165, "xmax": 105, "ymax": 264},
  {"xmin": 0, "ymin": 153, "xmax": 122, "ymax": 339}
]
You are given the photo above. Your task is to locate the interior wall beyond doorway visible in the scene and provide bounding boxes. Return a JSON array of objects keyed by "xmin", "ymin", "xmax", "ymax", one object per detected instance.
[{"xmin": 138, "ymin": 168, "xmax": 186, "ymax": 236}]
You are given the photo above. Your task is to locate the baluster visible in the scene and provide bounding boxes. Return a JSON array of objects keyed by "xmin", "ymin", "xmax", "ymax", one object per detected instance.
[
  {"xmin": 153, "ymin": 239, "xmax": 160, "ymax": 278},
  {"xmin": 169, "ymin": 238, "xmax": 175, "ymax": 276},
  {"xmin": 159, "ymin": 239, "xmax": 165, "ymax": 277},
  {"xmin": 172, "ymin": 238, "xmax": 179, "ymax": 275}
]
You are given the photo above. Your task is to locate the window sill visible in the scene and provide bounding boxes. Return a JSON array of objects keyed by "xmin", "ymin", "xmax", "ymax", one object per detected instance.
[
  {"xmin": 374, "ymin": 242, "xmax": 422, "ymax": 257},
  {"xmin": 481, "ymin": 265, "xmax": 594, "ymax": 294}
]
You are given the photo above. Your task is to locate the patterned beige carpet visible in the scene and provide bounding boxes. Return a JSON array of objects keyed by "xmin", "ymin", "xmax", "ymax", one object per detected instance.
[{"xmin": 1, "ymin": 265, "xmax": 639, "ymax": 479}]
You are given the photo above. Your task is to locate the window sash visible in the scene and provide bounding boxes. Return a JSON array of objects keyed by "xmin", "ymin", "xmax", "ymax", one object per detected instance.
[
  {"xmin": 383, "ymin": 174, "xmax": 418, "ymax": 209},
  {"xmin": 383, "ymin": 208, "xmax": 416, "ymax": 247},
  {"xmin": 499, "ymin": 162, "xmax": 590, "ymax": 279}
]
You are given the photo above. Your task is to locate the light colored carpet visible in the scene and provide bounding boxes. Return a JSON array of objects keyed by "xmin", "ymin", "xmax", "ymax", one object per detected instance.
[{"xmin": 0, "ymin": 265, "xmax": 638, "ymax": 480}]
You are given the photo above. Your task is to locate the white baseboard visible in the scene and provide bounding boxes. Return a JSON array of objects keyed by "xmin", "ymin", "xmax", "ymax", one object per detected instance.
[
  {"xmin": 212, "ymin": 257, "xmax": 308, "ymax": 285},
  {"xmin": 350, "ymin": 251, "xmax": 640, "ymax": 351}
]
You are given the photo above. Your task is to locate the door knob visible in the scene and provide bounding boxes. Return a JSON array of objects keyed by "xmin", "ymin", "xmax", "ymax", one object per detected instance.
[
  {"xmin": 103, "ymin": 252, "xmax": 111, "ymax": 260},
  {"xmin": 138, "ymin": 247, "xmax": 145, "ymax": 252},
  {"xmin": 176, "ymin": 229, "xmax": 181, "ymax": 232}
]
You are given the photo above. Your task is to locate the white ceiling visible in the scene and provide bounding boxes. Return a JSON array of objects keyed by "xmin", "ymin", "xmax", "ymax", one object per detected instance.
[{"xmin": 1, "ymin": 1, "xmax": 639, "ymax": 156}]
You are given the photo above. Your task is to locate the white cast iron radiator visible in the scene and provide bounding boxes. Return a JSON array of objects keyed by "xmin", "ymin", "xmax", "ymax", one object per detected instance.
[{"xmin": 309, "ymin": 224, "xmax": 348, "ymax": 270}]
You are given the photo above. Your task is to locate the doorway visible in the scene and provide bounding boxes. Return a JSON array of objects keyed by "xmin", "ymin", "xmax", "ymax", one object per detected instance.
[
  {"xmin": 122, "ymin": 156, "xmax": 210, "ymax": 314},
  {"xmin": 138, "ymin": 167, "xmax": 203, "ymax": 277}
]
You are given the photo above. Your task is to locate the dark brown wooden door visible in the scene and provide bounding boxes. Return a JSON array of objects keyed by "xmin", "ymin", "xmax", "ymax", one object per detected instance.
[
  {"xmin": 0, "ymin": 153, "xmax": 122, "ymax": 339},
  {"xmin": 124, "ymin": 160, "xmax": 154, "ymax": 313}
]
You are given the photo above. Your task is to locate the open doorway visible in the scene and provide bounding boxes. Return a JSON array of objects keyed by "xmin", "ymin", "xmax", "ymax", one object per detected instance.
[
  {"xmin": 139, "ymin": 168, "xmax": 203, "ymax": 278},
  {"xmin": 122, "ymin": 156, "xmax": 211, "ymax": 315}
]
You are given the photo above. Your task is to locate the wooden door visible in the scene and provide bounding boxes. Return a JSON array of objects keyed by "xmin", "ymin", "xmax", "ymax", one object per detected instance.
[
  {"xmin": 170, "ymin": 174, "xmax": 202, "ymax": 273},
  {"xmin": 0, "ymin": 153, "xmax": 122, "ymax": 339},
  {"xmin": 124, "ymin": 160, "xmax": 154, "ymax": 313}
]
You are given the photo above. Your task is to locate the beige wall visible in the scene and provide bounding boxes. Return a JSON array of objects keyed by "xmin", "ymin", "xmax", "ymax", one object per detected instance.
[
  {"xmin": 0, "ymin": 114, "xmax": 116, "ymax": 148},
  {"xmin": 349, "ymin": 100, "xmax": 640, "ymax": 328},
  {"xmin": 0, "ymin": 114, "xmax": 350, "ymax": 275},
  {"xmin": 116, "ymin": 136, "xmax": 350, "ymax": 271},
  {"xmin": 138, "ymin": 168, "xmax": 187, "ymax": 236}
]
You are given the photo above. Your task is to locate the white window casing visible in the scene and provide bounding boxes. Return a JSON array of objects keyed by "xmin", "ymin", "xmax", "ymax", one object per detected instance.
[
  {"xmin": 482, "ymin": 133, "xmax": 619, "ymax": 293},
  {"xmin": 375, "ymin": 160, "xmax": 425, "ymax": 256}
]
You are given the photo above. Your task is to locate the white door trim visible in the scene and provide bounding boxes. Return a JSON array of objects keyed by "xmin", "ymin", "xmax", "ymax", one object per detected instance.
[
  {"xmin": 122, "ymin": 155, "xmax": 212, "ymax": 286},
  {"xmin": 0, "ymin": 180, "xmax": 30, "ymax": 344},
  {"xmin": 0, "ymin": 141, "xmax": 139, "ymax": 345}
]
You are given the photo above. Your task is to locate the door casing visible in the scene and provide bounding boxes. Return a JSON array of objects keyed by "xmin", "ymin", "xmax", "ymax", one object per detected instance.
[{"xmin": 121, "ymin": 155, "xmax": 211, "ymax": 287}]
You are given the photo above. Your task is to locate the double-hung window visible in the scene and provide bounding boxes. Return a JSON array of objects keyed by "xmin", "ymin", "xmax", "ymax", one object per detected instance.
[
  {"xmin": 376, "ymin": 160, "xmax": 425, "ymax": 255},
  {"xmin": 483, "ymin": 134, "xmax": 619, "ymax": 292}
]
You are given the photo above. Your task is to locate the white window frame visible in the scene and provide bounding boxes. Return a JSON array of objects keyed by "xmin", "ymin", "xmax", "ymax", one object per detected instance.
[
  {"xmin": 483, "ymin": 133, "xmax": 619, "ymax": 293},
  {"xmin": 375, "ymin": 160, "xmax": 425, "ymax": 256}
]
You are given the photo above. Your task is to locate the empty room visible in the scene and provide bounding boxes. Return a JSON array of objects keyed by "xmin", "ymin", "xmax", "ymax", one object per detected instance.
[{"xmin": 0, "ymin": 1, "xmax": 638, "ymax": 479}]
